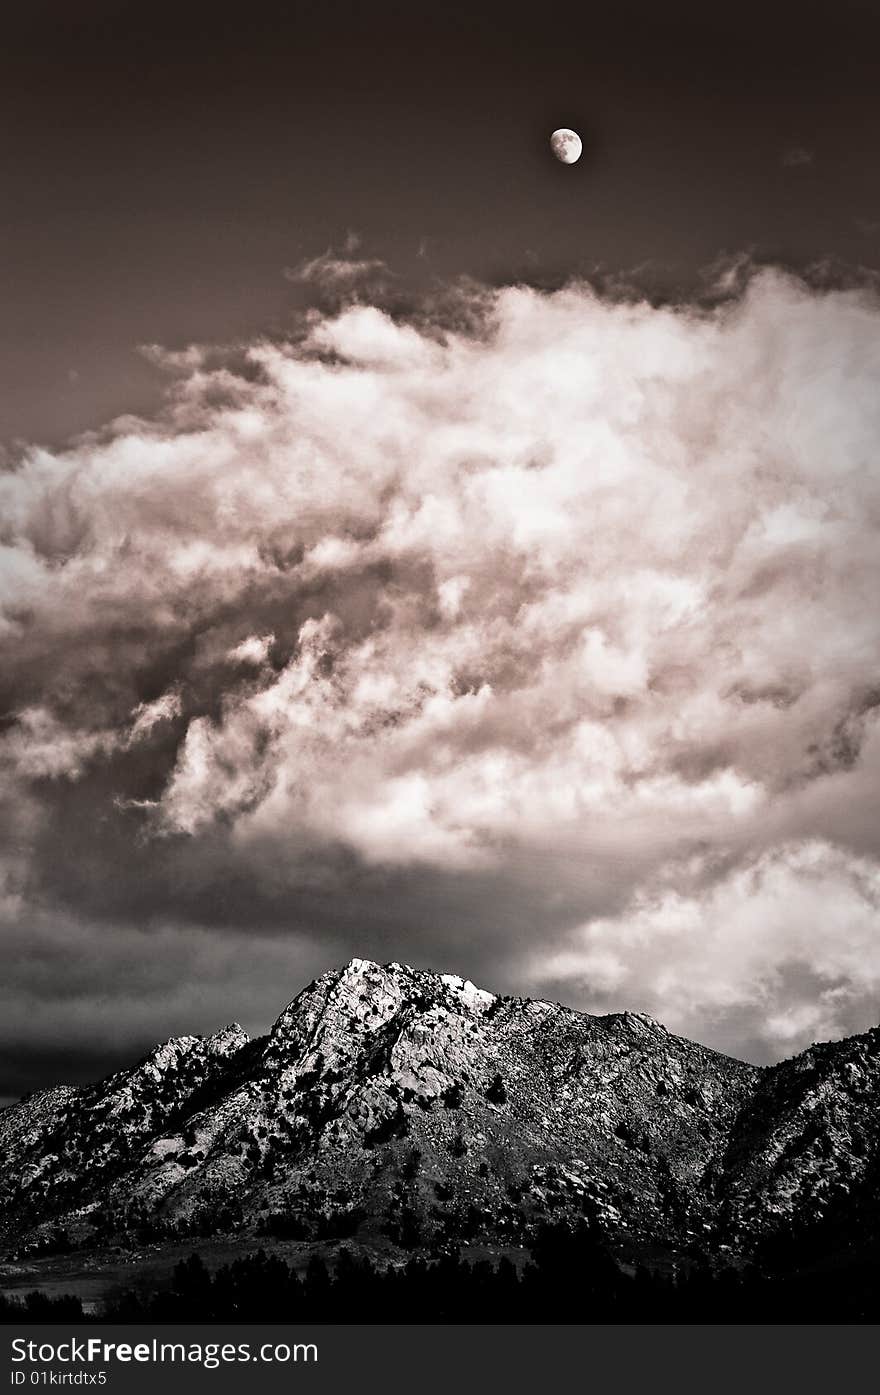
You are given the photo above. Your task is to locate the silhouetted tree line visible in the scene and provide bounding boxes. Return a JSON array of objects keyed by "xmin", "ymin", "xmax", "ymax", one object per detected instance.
[
  {"xmin": 2, "ymin": 1221, "xmax": 878, "ymax": 1323},
  {"xmin": 0, "ymin": 1290, "xmax": 85, "ymax": 1321}
]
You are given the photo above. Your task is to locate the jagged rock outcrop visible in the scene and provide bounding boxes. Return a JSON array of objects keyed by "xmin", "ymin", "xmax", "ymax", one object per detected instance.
[{"xmin": 1, "ymin": 959, "xmax": 877, "ymax": 1271}]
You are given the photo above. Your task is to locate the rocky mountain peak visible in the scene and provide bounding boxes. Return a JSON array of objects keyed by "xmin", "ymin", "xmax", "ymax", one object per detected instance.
[
  {"xmin": 266, "ymin": 958, "xmax": 499, "ymax": 1073},
  {"xmin": 274, "ymin": 958, "xmax": 497, "ymax": 1023},
  {"xmin": 205, "ymin": 1024, "xmax": 250, "ymax": 1054},
  {"xmin": 610, "ymin": 1009, "xmax": 670, "ymax": 1036}
]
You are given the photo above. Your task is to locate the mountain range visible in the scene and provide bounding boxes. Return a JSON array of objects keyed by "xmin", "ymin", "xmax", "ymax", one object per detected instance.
[{"xmin": 2, "ymin": 958, "xmax": 878, "ymax": 1280}]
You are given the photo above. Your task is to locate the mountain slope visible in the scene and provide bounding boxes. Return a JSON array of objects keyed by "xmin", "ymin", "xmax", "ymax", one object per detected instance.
[{"xmin": 0, "ymin": 959, "xmax": 876, "ymax": 1273}]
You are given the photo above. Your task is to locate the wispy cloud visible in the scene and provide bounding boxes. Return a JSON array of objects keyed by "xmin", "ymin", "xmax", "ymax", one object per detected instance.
[
  {"xmin": 780, "ymin": 146, "xmax": 814, "ymax": 167},
  {"xmin": 283, "ymin": 235, "xmax": 391, "ymax": 299}
]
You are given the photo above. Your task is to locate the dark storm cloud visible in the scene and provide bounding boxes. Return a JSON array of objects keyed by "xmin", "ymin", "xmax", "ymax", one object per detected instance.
[{"xmin": 1, "ymin": 263, "xmax": 880, "ymax": 1094}]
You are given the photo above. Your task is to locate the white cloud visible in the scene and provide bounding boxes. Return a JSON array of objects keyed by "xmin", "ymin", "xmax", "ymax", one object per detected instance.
[
  {"xmin": 534, "ymin": 841, "xmax": 880, "ymax": 1059},
  {"xmin": 128, "ymin": 691, "xmax": 182, "ymax": 741},
  {"xmin": 227, "ymin": 634, "xmax": 274, "ymax": 667},
  {"xmin": 1, "ymin": 266, "xmax": 879, "ymax": 1057},
  {"xmin": 1, "ymin": 707, "xmax": 116, "ymax": 780}
]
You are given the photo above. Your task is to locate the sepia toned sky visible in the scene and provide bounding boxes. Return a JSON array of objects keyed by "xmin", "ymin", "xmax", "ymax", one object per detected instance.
[{"xmin": 1, "ymin": 1, "xmax": 879, "ymax": 1096}]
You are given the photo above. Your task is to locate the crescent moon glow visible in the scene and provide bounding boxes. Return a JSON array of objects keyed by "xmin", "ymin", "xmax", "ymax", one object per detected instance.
[{"xmin": 550, "ymin": 128, "xmax": 583, "ymax": 165}]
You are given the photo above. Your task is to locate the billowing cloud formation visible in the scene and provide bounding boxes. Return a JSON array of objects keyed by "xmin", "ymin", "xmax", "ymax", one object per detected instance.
[
  {"xmin": 1, "ymin": 266, "xmax": 879, "ymax": 1085},
  {"xmin": 535, "ymin": 841, "xmax": 880, "ymax": 1060}
]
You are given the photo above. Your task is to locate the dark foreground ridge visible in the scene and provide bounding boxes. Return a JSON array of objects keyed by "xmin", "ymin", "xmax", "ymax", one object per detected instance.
[{"xmin": 1, "ymin": 959, "xmax": 879, "ymax": 1317}]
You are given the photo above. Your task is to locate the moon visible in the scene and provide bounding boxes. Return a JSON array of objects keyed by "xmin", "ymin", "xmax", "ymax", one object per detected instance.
[{"xmin": 550, "ymin": 128, "xmax": 582, "ymax": 165}]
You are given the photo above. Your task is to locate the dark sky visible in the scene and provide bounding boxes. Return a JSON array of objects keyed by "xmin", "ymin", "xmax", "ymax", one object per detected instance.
[
  {"xmin": 2, "ymin": 0, "xmax": 879, "ymax": 449},
  {"xmin": 2, "ymin": 2, "xmax": 880, "ymax": 1099}
]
